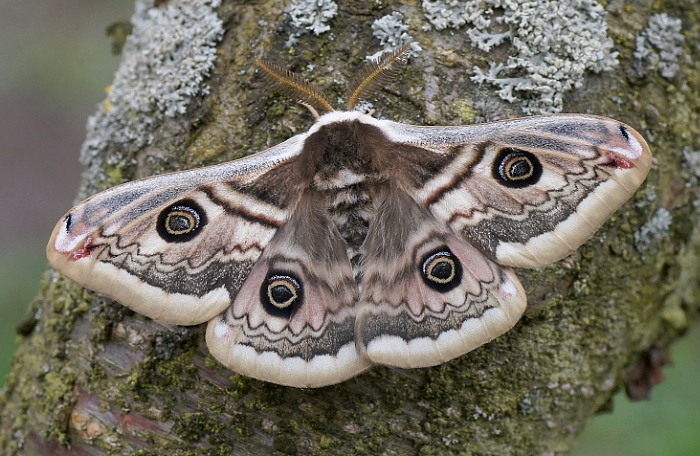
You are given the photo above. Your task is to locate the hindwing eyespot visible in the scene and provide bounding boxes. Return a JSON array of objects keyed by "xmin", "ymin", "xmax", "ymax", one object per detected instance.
[
  {"xmin": 421, "ymin": 249, "xmax": 462, "ymax": 292},
  {"xmin": 261, "ymin": 273, "xmax": 303, "ymax": 318}
]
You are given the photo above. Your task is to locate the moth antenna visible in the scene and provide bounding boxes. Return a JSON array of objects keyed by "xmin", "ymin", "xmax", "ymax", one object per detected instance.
[
  {"xmin": 345, "ymin": 43, "xmax": 413, "ymax": 110},
  {"xmin": 255, "ymin": 60, "xmax": 335, "ymax": 113},
  {"xmin": 299, "ymin": 101, "xmax": 321, "ymax": 119}
]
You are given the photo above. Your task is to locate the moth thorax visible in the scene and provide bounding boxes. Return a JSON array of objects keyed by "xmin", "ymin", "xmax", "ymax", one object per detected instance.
[{"xmin": 301, "ymin": 120, "xmax": 395, "ymax": 182}]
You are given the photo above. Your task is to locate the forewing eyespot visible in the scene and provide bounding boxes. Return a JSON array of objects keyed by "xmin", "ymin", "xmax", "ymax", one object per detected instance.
[
  {"xmin": 156, "ymin": 199, "xmax": 207, "ymax": 243},
  {"xmin": 421, "ymin": 249, "xmax": 462, "ymax": 292},
  {"xmin": 493, "ymin": 148, "xmax": 542, "ymax": 188},
  {"xmin": 261, "ymin": 273, "xmax": 303, "ymax": 318}
]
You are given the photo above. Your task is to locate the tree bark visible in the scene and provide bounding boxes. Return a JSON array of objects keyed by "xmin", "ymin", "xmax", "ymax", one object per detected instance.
[{"xmin": 2, "ymin": 0, "xmax": 699, "ymax": 455}]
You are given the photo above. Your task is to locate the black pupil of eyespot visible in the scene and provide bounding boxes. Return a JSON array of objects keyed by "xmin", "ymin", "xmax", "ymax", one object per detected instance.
[
  {"xmin": 271, "ymin": 284, "xmax": 294, "ymax": 304},
  {"xmin": 508, "ymin": 157, "xmax": 532, "ymax": 178},
  {"xmin": 165, "ymin": 207, "xmax": 199, "ymax": 235},
  {"xmin": 168, "ymin": 213, "xmax": 192, "ymax": 232},
  {"xmin": 431, "ymin": 260, "xmax": 453, "ymax": 280}
]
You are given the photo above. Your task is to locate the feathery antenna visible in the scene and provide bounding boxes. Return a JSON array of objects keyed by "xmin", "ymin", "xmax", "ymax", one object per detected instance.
[
  {"xmin": 257, "ymin": 44, "xmax": 413, "ymax": 113},
  {"xmin": 345, "ymin": 43, "xmax": 412, "ymax": 110},
  {"xmin": 255, "ymin": 60, "xmax": 334, "ymax": 114}
]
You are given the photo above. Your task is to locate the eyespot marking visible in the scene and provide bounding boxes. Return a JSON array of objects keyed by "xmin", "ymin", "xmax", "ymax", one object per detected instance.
[
  {"xmin": 156, "ymin": 199, "xmax": 207, "ymax": 243},
  {"xmin": 493, "ymin": 148, "xmax": 542, "ymax": 188},
  {"xmin": 261, "ymin": 273, "xmax": 303, "ymax": 318},
  {"xmin": 421, "ymin": 249, "xmax": 462, "ymax": 292}
]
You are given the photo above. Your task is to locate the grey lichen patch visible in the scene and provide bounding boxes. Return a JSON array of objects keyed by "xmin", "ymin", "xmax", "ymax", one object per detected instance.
[
  {"xmin": 368, "ymin": 12, "xmax": 422, "ymax": 61},
  {"xmin": 422, "ymin": 0, "xmax": 490, "ymax": 30},
  {"xmin": 79, "ymin": 0, "xmax": 224, "ymax": 196},
  {"xmin": 682, "ymin": 146, "xmax": 700, "ymax": 179},
  {"xmin": 634, "ymin": 13, "xmax": 684, "ymax": 79},
  {"xmin": 634, "ymin": 207, "xmax": 673, "ymax": 252},
  {"xmin": 284, "ymin": 0, "xmax": 338, "ymax": 47},
  {"xmin": 422, "ymin": 0, "xmax": 619, "ymax": 114}
]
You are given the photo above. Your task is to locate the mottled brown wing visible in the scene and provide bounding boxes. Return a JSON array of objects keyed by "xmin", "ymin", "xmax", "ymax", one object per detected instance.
[
  {"xmin": 206, "ymin": 196, "xmax": 370, "ymax": 387},
  {"xmin": 47, "ymin": 136, "xmax": 305, "ymax": 325},
  {"xmin": 384, "ymin": 114, "xmax": 652, "ymax": 268},
  {"xmin": 355, "ymin": 187, "xmax": 526, "ymax": 368}
]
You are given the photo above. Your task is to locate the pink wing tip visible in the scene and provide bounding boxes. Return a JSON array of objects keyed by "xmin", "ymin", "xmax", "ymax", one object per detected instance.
[
  {"xmin": 48, "ymin": 212, "xmax": 101, "ymax": 263},
  {"xmin": 601, "ymin": 123, "xmax": 651, "ymax": 170}
]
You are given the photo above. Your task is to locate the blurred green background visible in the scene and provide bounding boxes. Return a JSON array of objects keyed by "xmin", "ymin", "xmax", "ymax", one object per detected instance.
[{"xmin": 0, "ymin": 1, "xmax": 698, "ymax": 454}]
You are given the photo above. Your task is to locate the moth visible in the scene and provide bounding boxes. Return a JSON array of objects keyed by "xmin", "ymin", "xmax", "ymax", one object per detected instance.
[{"xmin": 47, "ymin": 47, "xmax": 652, "ymax": 387}]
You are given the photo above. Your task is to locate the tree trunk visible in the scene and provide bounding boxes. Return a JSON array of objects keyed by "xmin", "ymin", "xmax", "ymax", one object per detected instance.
[{"xmin": 2, "ymin": 0, "xmax": 699, "ymax": 454}]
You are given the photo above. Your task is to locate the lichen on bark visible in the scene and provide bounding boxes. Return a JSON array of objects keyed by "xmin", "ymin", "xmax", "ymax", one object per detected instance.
[{"xmin": 2, "ymin": 0, "xmax": 699, "ymax": 455}]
